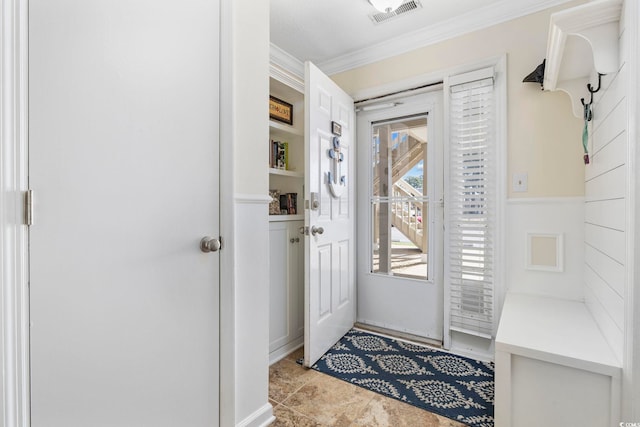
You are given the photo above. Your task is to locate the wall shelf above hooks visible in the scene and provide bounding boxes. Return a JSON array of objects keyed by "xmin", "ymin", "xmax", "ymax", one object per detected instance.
[{"xmin": 543, "ymin": 0, "xmax": 622, "ymax": 119}]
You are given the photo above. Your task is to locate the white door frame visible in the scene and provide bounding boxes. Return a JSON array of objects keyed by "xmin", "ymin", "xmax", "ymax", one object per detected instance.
[
  {"xmin": 0, "ymin": 1, "xmax": 233, "ymax": 425},
  {"xmin": 1, "ymin": 0, "xmax": 30, "ymax": 425}
]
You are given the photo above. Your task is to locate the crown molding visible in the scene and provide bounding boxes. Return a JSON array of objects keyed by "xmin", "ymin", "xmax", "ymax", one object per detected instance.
[
  {"xmin": 317, "ymin": 0, "xmax": 575, "ymax": 75},
  {"xmin": 270, "ymin": 43, "xmax": 304, "ymax": 90}
]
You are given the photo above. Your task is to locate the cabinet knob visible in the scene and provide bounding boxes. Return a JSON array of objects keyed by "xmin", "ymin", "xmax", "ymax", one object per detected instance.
[{"xmin": 290, "ymin": 238, "xmax": 295, "ymax": 244}]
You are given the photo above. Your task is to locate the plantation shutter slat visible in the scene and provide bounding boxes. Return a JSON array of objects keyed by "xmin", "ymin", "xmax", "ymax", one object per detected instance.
[{"xmin": 447, "ymin": 68, "xmax": 495, "ymax": 339}]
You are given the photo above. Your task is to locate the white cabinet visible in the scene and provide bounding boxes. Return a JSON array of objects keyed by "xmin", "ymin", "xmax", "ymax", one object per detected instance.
[{"xmin": 269, "ymin": 220, "xmax": 304, "ymax": 363}]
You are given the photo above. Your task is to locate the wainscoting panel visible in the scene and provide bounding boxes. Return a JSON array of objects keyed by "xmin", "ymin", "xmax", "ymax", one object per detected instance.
[
  {"xmin": 506, "ymin": 197, "xmax": 584, "ymax": 301},
  {"xmin": 583, "ymin": 17, "xmax": 628, "ymax": 362}
]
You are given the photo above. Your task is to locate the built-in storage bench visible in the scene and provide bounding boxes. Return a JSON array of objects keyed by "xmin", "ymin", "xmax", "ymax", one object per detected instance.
[{"xmin": 495, "ymin": 293, "xmax": 621, "ymax": 427}]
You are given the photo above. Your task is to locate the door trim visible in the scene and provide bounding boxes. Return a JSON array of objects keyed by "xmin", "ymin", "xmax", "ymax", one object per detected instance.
[
  {"xmin": 1, "ymin": 0, "xmax": 30, "ymax": 425},
  {"xmin": 219, "ymin": 0, "xmax": 235, "ymax": 425}
]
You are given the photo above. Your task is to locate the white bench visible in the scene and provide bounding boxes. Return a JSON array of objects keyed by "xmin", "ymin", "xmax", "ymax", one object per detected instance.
[{"xmin": 495, "ymin": 292, "xmax": 622, "ymax": 427}]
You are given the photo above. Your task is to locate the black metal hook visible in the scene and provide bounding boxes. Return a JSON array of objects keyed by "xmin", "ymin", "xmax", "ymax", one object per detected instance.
[
  {"xmin": 580, "ymin": 74, "xmax": 604, "ymax": 122},
  {"xmin": 588, "ymin": 73, "xmax": 603, "ymax": 94}
]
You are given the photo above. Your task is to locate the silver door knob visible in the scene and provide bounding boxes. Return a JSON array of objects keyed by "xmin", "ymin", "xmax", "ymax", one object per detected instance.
[
  {"xmin": 311, "ymin": 226, "xmax": 324, "ymax": 236},
  {"xmin": 200, "ymin": 236, "xmax": 221, "ymax": 253}
]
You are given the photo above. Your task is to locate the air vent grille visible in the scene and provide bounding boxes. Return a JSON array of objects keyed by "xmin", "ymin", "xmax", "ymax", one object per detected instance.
[{"xmin": 369, "ymin": 0, "xmax": 422, "ymax": 24}]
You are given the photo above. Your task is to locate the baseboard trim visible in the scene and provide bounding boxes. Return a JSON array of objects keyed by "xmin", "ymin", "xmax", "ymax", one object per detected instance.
[
  {"xmin": 269, "ymin": 338, "xmax": 303, "ymax": 365},
  {"xmin": 236, "ymin": 402, "xmax": 275, "ymax": 427}
]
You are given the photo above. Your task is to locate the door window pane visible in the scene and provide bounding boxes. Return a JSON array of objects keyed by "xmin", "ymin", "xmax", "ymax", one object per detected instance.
[{"xmin": 371, "ymin": 115, "xmax": 429, "ymax": 279}]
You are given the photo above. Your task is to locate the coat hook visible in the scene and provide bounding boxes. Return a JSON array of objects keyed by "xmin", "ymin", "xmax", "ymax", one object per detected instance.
[{"xmin": 587, "ymin": 73, "xmax": 603, "ymax": 94}]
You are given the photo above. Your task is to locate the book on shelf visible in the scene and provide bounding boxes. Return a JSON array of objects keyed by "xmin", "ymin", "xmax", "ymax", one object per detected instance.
[
  {"xmin": 270, "ymin": 139, "xmax": 288, "ymax": 170},
  {"xmin": 279, "ymin": 193, "xmax": 297, "ymax": 215}
]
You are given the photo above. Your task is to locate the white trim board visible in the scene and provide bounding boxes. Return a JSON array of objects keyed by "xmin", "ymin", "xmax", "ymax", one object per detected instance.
[
  {"xmin": 270, "ymin": 43, "xmax": 304, "ymax": 89},
  {"xmin": 624, "ymin": 0, "xmax": 640, "ymax": 419},
  {"xmin": 316, "ymin": 0, "xmax": 575, "ymax": 75},
  {"xmin": 507, "ymin": 196, "xmax": 585, "ymax": 204},
  {"xmin": 235, "ymin": 403, "xmax": 275, "ymax": 427},
  {"xmin": 234, "ymin": 193, "xmax": 274, "ymax": 204},
  {"xmin": 219, "ymin": 1, "xmax": 236, "ymax": 425},
  {"xmin": 1, "ymin": 0, "xmax": 30, "ymax": 425}
]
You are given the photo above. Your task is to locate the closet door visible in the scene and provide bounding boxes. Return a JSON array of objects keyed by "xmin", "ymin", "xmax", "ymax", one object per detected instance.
[{"xmin": 29, "ymin": 1, "xmax": 221, "ymax": 425}]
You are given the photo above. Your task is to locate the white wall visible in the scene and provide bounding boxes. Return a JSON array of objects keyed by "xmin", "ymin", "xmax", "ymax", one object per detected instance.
[
  {"xmin": 332, "ymin": 1, "xmax": 586, "ymax": 200},
  {"xmin": 583, "ymin": 8, "xmax": 628, "ymax": 364},
  {"xmin": 220, "ymin": 0, "xmax": 273, "ymax": 426}
]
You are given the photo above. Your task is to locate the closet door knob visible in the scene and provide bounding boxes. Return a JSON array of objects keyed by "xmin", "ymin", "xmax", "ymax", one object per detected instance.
[{"xmin": 200, "ymin": 236, "xmax": 221, "ymax": 253}]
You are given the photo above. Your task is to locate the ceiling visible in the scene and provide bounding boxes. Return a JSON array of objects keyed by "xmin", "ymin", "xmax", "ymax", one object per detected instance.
[{"xmin": 270, "ymin": 0, "xmax": 573, "ymax": 75}]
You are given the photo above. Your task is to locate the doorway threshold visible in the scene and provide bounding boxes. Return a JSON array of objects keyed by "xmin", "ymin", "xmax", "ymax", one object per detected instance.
[{"xmin": 354, "ymin": 322, "xmax": 443, "ymax": 349}]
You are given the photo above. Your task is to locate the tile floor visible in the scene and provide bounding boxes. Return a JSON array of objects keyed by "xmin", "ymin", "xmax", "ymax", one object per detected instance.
[{"xmin": 269, "ymin": 347, "xmax": 467, "ymax": 427}]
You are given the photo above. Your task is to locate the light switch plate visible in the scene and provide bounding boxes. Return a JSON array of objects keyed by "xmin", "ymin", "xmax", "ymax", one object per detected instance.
[{"xmin": 513, "ymin": 173, "xmax": 528, "ymax": 192}]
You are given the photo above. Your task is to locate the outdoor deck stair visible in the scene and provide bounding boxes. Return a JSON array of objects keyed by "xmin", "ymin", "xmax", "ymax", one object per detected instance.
[
  {"xmin": 373, "ymin": 135, "xmax": 423, "ymax": 195},
  {"xmin": 391, "ymin": 180, "xmax": 426, "ymax": 252}
]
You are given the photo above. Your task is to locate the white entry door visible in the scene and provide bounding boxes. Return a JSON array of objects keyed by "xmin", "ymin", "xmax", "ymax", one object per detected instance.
[
  {"xmin": 304, "ymin": 62, "xmax": 355, "ymax": 367},
  {"xmin": 356, "ymin": 91, "xmax": 444, "ymax": 342},
  {"xmin": 29, "ymin": 1, "xmax": 220, "ymax": 425}
]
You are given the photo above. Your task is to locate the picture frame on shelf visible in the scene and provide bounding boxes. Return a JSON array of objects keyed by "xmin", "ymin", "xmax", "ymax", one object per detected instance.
[
  {"xmin": 269, "ymin": 95, "xmax": 293, "ymax": 125},
  {"xmin": 269, "ymin": 190, "xmax": 281, "ymax": 215}
]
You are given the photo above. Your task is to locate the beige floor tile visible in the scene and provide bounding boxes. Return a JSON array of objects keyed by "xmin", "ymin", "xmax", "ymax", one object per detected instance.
[
  {"xmin": 269, "ymin": 358, "xmax": 319, "ymax": 403},
  {"xmin": 350, "ymin": 394, "xmax": 467, "ymax": 427},
  {"xmin": 285, "ymin": 347, "xmax": 304, "ymax": 362},
  {"xmin": 272, "ymin": 404, "xmax": 323, "ymax": 427},
  {"xmin": 283, "ymin": 373, "xmax": 376, "ymax": 426}
]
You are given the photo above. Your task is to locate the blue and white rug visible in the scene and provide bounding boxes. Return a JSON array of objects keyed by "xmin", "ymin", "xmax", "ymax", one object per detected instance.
[{"xmin": 306, "ymin": 329, "xmax": 494, "ymax": 427}]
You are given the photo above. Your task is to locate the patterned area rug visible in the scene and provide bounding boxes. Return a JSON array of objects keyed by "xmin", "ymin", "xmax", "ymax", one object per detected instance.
[{"xmin": 304, "ymin": 329, "xmax": 494, "ymax": 427}]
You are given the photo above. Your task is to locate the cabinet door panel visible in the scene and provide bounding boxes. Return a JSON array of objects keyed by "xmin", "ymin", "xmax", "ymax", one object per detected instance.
[{"xmin": 269, "ymin": 222, "xmax": 290, "ymax": 352}]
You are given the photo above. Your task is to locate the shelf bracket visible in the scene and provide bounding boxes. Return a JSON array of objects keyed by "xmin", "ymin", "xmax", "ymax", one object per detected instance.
[{"xmin": 543, "ymin": 0, "xmax": 622, "ymax": 118}]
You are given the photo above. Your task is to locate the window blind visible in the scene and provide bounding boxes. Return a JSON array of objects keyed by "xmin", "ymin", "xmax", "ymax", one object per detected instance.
[{"xmin": 447, "ymin": 71, "xmax": 495, "ymax": 339}]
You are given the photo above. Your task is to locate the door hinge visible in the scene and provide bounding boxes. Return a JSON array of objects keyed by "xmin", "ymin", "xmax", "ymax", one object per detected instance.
[{"xmin": 24, "ymin": 190, "xmax": 33, "ymax": 226}]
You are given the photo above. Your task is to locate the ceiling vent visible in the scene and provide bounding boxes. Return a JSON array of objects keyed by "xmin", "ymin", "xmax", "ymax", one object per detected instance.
[{"xmin": 369, "ymin": 0, "xmax": 422, "ymax": 24}]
